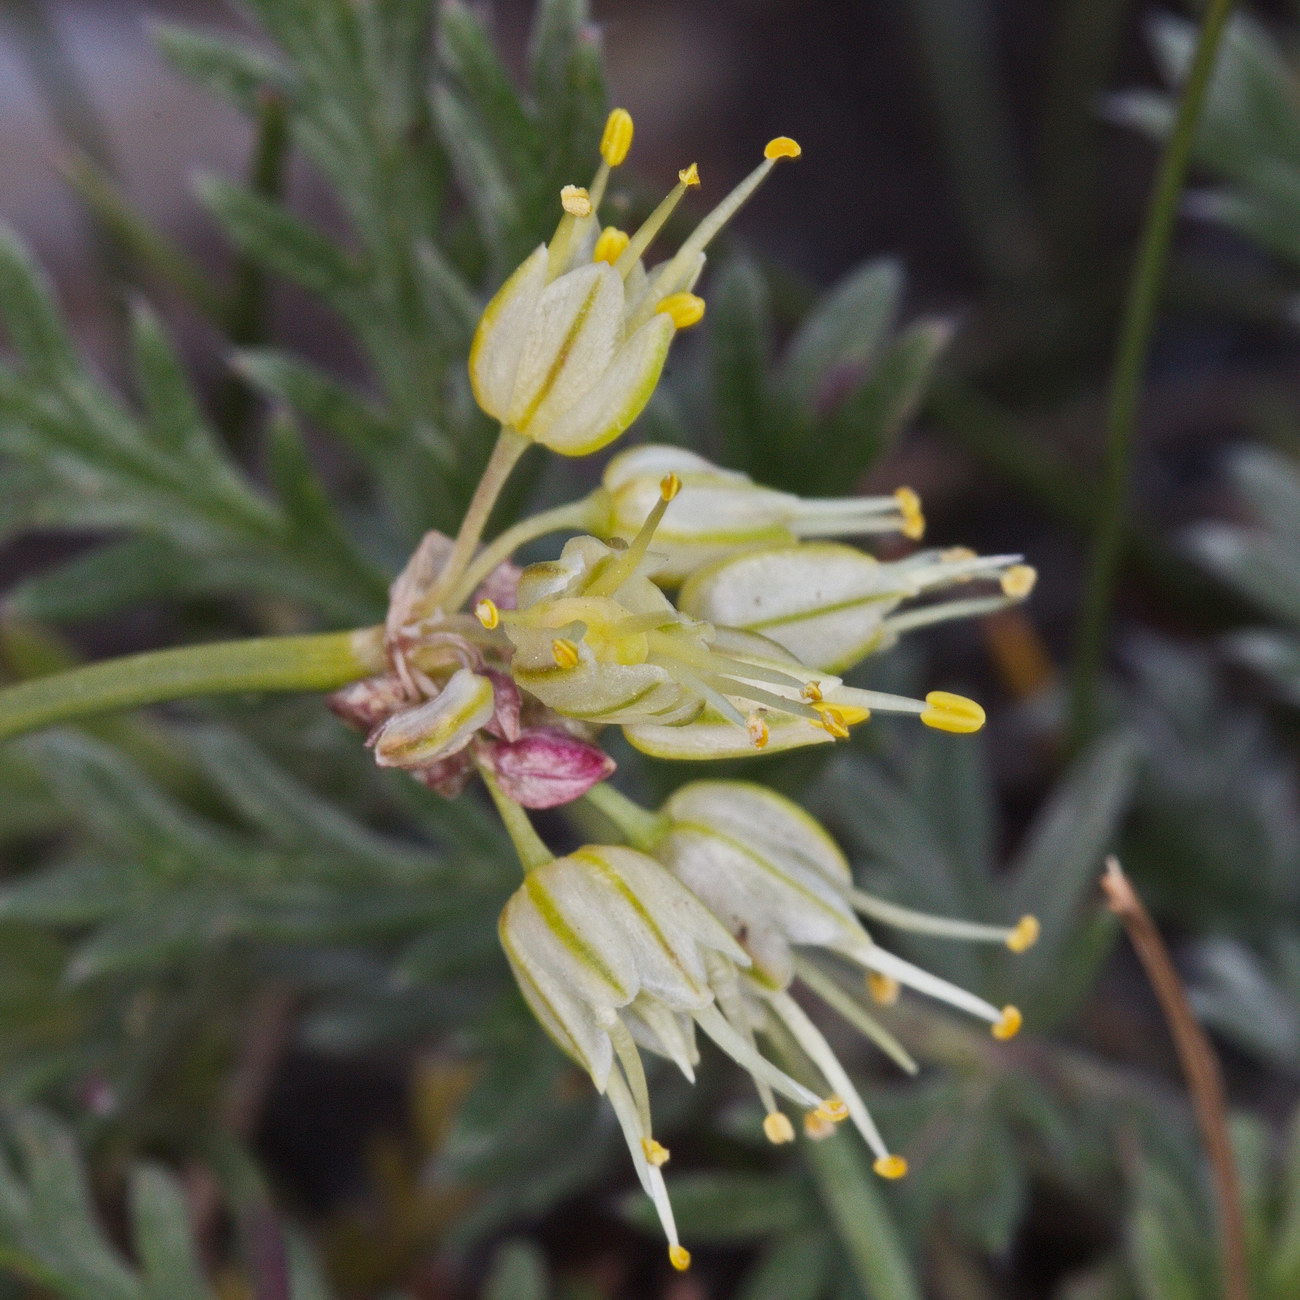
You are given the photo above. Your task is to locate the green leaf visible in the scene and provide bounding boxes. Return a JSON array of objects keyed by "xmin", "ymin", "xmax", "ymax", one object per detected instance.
[
  {"xmin": 198, "ymin": 177, "xmax": 359, "ymax": 306},
  {"xmin": 709, "ymin": 255, "xmax": 775, "ymax": 473},
  {"xmin": 481, "ymin": 1239, "xmax": 549, "ymax": 1300},
  {"xmin": 129, "ymin": 1166, "xmax": 211, "ymax": 1299},
  {"xmin": 738, "ymin": 1228, "xmax": 834, "ymax": 1300},
  {"xmin": 152, "ymin": 22, "xmax": 285, "ymax": 115},
  {"xmin": 803, "ymin": 1134, "xmax": 923, "ymax": 1300},
  {"xmin": 0, "ymin": 227, "xmax": 77, "ymax": 379},
  {"xmin": 620, "ymin": 1172, "xmax": 814, "ymax": 1244}
]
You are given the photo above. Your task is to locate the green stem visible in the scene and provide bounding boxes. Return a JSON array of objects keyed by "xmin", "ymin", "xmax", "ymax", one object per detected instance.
[
  {"xmin": 0, "ymin": 627, "xmax": 385, "ymax": 744},
  {"xmin": 419, "ymin": 428, "xmax": 530, "ymax": 616},
  {"xmin": 442, "ymin": 496, "xmax": 598, "ymax": 612},
  {"xmin": 479, "ymin": 763, "xmax": 553, "ymax": 873},
  {"xmin": 1068, "ymin": 0, "xmax": 1236, "ymax": 748},
  {"xmin": 581, "ymin": 782, "xmax": 667, "ymax": 852}
]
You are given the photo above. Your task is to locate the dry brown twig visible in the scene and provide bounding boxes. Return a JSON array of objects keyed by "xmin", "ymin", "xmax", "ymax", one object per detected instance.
[{"xmin": 1100, "ymin": 855, "xmax": 1250, "ymax": 1300}]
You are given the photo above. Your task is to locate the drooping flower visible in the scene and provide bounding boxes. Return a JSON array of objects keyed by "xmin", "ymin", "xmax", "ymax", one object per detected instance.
[
  {"xmin": 498, "ymin": 842, "xmax": 846, "ymax": 1268},
  {"xmin": 629, "ymin": 779, "xmax": 1037, "ymax": 1164},
  {"xmin": 678, "ymin": 541, "xmax": 1037, "ymax": 673},
  {"xmin": 591, "ymin": 443, "xmax": 927, "ymax": 584},
  {"xmin": 469, "ymin": 109, "xmax": 802, "ymax": 456},
  {"xmin": 476, "ymin": 475, "xmax": 986, "ymax": 758}
]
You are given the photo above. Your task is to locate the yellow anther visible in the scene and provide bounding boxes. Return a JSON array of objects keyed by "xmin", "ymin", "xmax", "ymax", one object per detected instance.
[
  {"xmin": 669, "ymin": 1245, "xmax": 692, "ymax": 1272},
  {"xmin": 592, "ymin": 225, "xmax": 630, "ymax": 265},
  {"xmin": 656, "ymin": 292, "xmax": 706, "ymax": 330},
  {"xmin": 803, "ymin": 1109, "xmax": 836, "ymax": 1141},
  {"xmin": 764, "ymin": 136, "xmax": 802, "ymax": 161},
  {"xmin": 800, "ymin": 681, "xmax": 823, "ymax": 703},
  {"xmin": 678, "ymin": 162, "xmax": 701, "ymax": 188},
  {"xmin": 873, "ymin": 1154, "xmax": 909, "ymax": 1180},
  {"xmin": 941, "ymin": 546, "xmax": 978, "ymax": 564},
  {"xmin": 642, "ymin": 1137, "xmax": 670, "ymax": 1166},
  {"xmin": 867, "ymin": 972, "xmax": 900, "ymax": 1006},
  {"xmin": 815, "ymin": 1096, "xmax": 849, "ymax": 1124},
  {"xmin": 560, "ymin": 184, "xmax": 592, "ymax": 217},
  {"xmin": 814, "ymin": 705, "xmax": 851, "ymax": 740},
  {"xmin": 992, "ymin": 1005, "xmax": 1023, "ymax": 1041},
  {"xmin": 474, "ymin": 598, "xmax": 500, "ymax": 630},
  {"xmin": 763, "ymin": 1111, "xmax": 795, "ymax": 1145},
  {"xmin": 1006, "ymin": 914, "xmax": 1040, "ymax": 954},
  {"xmin": 747, "ymin": 712, "xmax": 770, "ymax": 749},
  {"xmin": 552, "ymin": 638, "xmax": 581, "ymax": 669},
  {"xmin": 600, "ymin": 107, "xmax": 634, "ymax": 166},
  {"xmin": 660, "ymin": 472, "xmax": 682, "ymax": 502},
  {"xmin": 894, "ymin": 486, "xmax": 925, "ymax": 540},
  {"xmin": 920, "ymin": 691, "xmax": 986, "ymax": 735},
  {"xmin": 1001, "ymin": 564, "xmax": 1038, "ymax": 599}
]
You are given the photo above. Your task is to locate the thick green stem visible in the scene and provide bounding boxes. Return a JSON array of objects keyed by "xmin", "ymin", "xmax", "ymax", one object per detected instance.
[
  {"xmin": 581, "ymin": 782, "xmax": 667, "ymax": 852},
  {"xmin": 420, "ymin": 428, "xmax": 529, "ymax": 616},
  {"xmin": 479, "ymin": 763, "xmax": 553, "ymax": 873},
  {"xmin": 1068, "ymin": 0, "xmax": 1236, "ymax": 747},
  {"xmin": 441, "ymin": 496, "xmax": 597, "ymax": 612},
  {"xmin": 0, "ymin": 627, "xmax": 385, "ymax": 744}
]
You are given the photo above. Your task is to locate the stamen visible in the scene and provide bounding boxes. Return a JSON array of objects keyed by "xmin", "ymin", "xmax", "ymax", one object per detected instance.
[
  {"xmin": 614, "ymin": 168, "xmax": 699, "ymax": 278},
  {"xmin": 993, "ymin": 1005, "xmax": 1023, "ymax": 1040},
  {"xmin": 919, "ymin": 691, "xmax": 985, "ymax": 734},
  {"xmin": 1001, "ymin": 564, "xmax": 1038, "ymax": 598},
  {"xmin": 600, "ymin": 108, "xmax": 635, "ymax": 167},
  {"xmin": 795, "ymin": 960, "xmax": 919, "ymax": 1075},
  {"xmin": 552, "ymin": 637, "xmax": 582, "ymax": 669},
  {"xmin": 583, "ymin": 475, "xmax": 680, "ymax": 596},
  {"xmin": 804, "ymin": 1109, "xmax": 836, "ymax": 1140},
  {"xmin": 561, "ymin": 184, "xmax": 592, "ymax": 217},
  {"xmin": 874, "ymin": 1154, "xmax": 909, "ymax": 1179},
  {"xmin": 801, "ymin": 681, "xmax": 823, "ymax": 703},
  {"xmin": 815, "ymin": 1096, "xmax": 849, "ymax": 1124},
  {"xmin": 660, "ymin": 472, "xmax": 682, "ymax": 501},
  {"xmin": 642, "ymin": 1137, "xmax": 671, "ymax": 1166},
  {"xmin": 692, "ymin": 1004, "xmax": 825, "ymax": 1110},
  {"xmin": 867, "ymin": 972, "xmax": 900, "ymax": 1006},
  {"xmin": 1007, "ymin": 915, "xmax": 1040, "ymax": 953},
  {"xmin": 893, "ymin": 487, "xmax": 925, "ymax": 540},
  {"xmin": 656, "ymin": 292, "xmax": 706, "ymax": 330},
  {"xmin": 942, "ymin": 546, "xmax": 977, "ymax": 564},
  {"xmin": 592, "ymin": 225, "xmax": 630, "ymax": 265},
  {"xmin": 763, "ymin": 1111, "xmax": 795, "ymax": 1144},
  {"xmin": 864, "ymin": 947, "xmax": 1005, "ymax": 1027},
  {"xmin": 669, "ymin": 1245, "xmax": 692, "ymax": 1272},
  {"xmin": 764, "ymin": 136, "xmax": 802, "ymax": 160},
  {"xmin": 747, "ymin": 713, "xmax": 770, "ymax": 749},
  {"xmin": 474, "ymin": 598, "xmax": 500, "ymax": 630},
  {"xmin": 815, "ymin": 706, "xmax": 851, "ymax": 740}
]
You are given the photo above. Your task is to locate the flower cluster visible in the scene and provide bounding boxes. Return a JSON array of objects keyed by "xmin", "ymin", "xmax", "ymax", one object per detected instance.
[{"xmin": 330, "ymin": 108, "xmax": 1040, "ymax": 1270}]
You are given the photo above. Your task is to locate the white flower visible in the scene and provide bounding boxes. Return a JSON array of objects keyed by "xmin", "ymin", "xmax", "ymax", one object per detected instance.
[
  {"xmin": 478, "ymin": 476, "xmax": 989, "ymax": 758},
  {"xmin": 499, "ymin": 842, "xmax": 839, "ymax": 1269},
  {"xmin": 468, "ymin": 112, "xmax": 801, "ymax": 456},
  {"xmin": 368, "ymin": 667, "xmax": 495, "ymax": 768},
  {"xmin": 639, "ymin": 780, "xmax": 1036, "ymax": 1168},
  {"xmin": 592, "ymin": 444, "xmax": 925, "ymax": 583},
  {"xmin": 678, "ymin": 541, "xmax": 1037, "ymax": 673}
]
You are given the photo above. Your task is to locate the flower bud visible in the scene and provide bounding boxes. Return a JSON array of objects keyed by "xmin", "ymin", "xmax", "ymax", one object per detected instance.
[
  {"xmin": 481, "ymin": 726, "xmax": 616, "ymax": 809},
  {"xmin": 369, "ymin": 667, "xmax": 495, "ymax": 769}
]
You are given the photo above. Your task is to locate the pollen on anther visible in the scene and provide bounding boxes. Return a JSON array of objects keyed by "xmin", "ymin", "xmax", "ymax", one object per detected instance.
[
  {"xmin": 552, "ymin": 638, "xmax": 581, "ymax": 669},
  {"xmin": 669, "ymin": 1245, "xmax": 692, "ymax": 1272},
  {"xmin": 992, "ymin": 1005, "xmax": 1023, "ymax": 1040},
  {"xmin": 801, "ymin": 681, "xmax": 823, "ymax": 703},
  {"xmin": 678, "ymin": 162, "xmax": 701, "ymax": 188},
  {"xmin": 593, "ymin": 225, "xmax": 630, "ymax": 265},
  {"xmin": 660, "ymin": 472, "xmax": 682, "ymax": 502},
  {"xmin": 600, "ymin": 107, "xmax": 634, "ymax": 166},
  {"xmin": 560, "ymin": 185, "xmax": 592, "ymax": 217},
  {"xmin": 815, "ymin": 705, "xmax": 851, "ymax": 740},
  {"xmin": 894, "ymin": 486, "xmax": 925, "ymax": 540},
  {"xmin": 1006, "ymin": 914, "xmax": 1040, "ymax": 953},
  {"xmin": 873, "ymin": 1154, "xmax": 909, "ymax": 1180},
  {"xmin": 763, "ymin": 1111, "xmax": 795, "ymax": 1145},
  {"xmin": 920, "ymin": 691, "xmax": 986, "ymax": 735},
  {"xmin": 803, "ymin": 1109, "xmax": 836, "ymax": 1141},
  {"xmin": 746, "ymin": 713, "xmax": 770, "ymax": 749},
  {"xmin": 764, "ymin": 136, "xmax": 802, "ymax": 160},
  {"xmin": 474, "ymin": 598, "xmax": 500, "ymax": 630},
  {"xmin": 657, "ymin": 292, "xmax": 706, "ymax": 329},
  {"xmin": 1001, "ymin": 564, "xmax": 1038, "ymax": 599},
  {"xmin": 642, "ymin": 1137, "xmax": 670, "ymax": 1166},
  {"xmin": 867, "ymin": 972, "xmax": 900, "ymax": 1006},
  {"xmin": 815, "ymin": 1096, "xmax": 849, "ymax": 1124}
]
